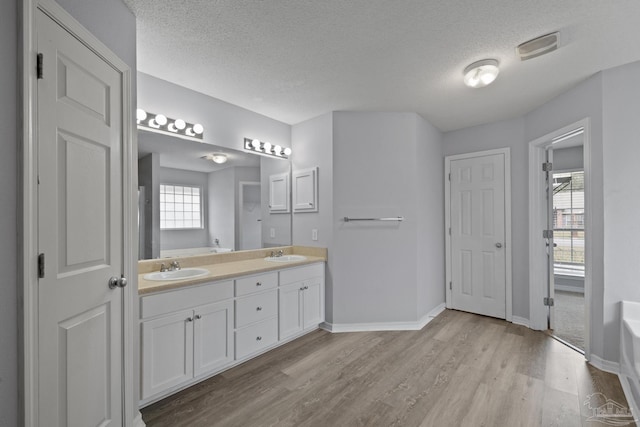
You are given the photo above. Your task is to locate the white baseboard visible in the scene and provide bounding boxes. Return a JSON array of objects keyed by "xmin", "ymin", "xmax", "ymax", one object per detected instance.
[
  {"xmin": 133, "ymin": 412, "xmax": 146, "ymax": 427},
  {"xmin": 589, "ymin": 354, "xmax": 620, "ymax": 374},
  {"xmin": 512, "ymin": 316, "xmax": 530, "ymax": 328},
  {"xmin": 322, "ymin": 303, "xmax": 446, "ymax": 333},
  {"xmin": 618, "ymin": 374, "xmax": 640, "ymax": 421}
]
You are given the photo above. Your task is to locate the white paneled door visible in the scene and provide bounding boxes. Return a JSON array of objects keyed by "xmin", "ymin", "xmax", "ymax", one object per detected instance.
[
  {"xmin": 37, "ymin": 9, "xmax": 125, "ymax": 426},
  {"xmin": 449, "ymin": 152, "xmax": 507, "ymax": 319}
]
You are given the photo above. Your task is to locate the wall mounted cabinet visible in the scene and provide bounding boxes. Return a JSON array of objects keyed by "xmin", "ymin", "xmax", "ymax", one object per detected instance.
[
  {"xmin": 268, "ymin": 172, "xmax": 290, "ymax": 213},
  {"xmin": 292, "ymin": 167, "xmax": 318, "ymax": 212}
]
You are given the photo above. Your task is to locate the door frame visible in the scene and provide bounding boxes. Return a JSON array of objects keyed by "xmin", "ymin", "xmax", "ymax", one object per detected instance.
[
  {"xmin": 444, "ymin": 147, "xmax": 513, "ymax": 322},
  {"xmin": 21, "ymin": 0, "xmax": 137, "ymax": 425},
  {"xmin": 528, "ymin": 117, "xmax": 591, "ymax": 359}
]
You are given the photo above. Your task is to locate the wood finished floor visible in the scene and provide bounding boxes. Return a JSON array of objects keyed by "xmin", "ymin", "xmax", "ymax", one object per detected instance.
[{"xmin": 141, "ymin": 309, "xmax": 635, "ymax": 427}]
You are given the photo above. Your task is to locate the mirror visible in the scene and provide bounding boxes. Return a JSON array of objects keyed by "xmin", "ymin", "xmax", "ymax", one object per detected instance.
[{"xmin": 137, "ymin": 130, "xmax": 291, "ymax": 260}]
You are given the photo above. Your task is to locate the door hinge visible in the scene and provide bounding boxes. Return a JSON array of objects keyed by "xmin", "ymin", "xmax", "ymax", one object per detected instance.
[
  {"xmin": 37, "ymin": 53, "xmax": 44, "ymax": 79},
  {"xmin": 38, "ymin": 253, "xmax": 45, "ymax": 278},
  {"xmin": 449, "ymin": 281, "xmax": 452, "ymax": 290},
  {"xmin": 542, "ymin": 229, "xmax": 554, "ymax": 239},
  {"xmin": 543, "ymin": 297, "xmax": 554, "ymax": 306},
  {"xmin": 448, "ymin": 227, "xmax": 451, "ymax": 235},
  {"xmin": 448, "ymin": 173, "xmax": 451, "ymax": 181},
  {"xmin": 542, "ymin": 162, "xmax": 552, "ymax": 172}
]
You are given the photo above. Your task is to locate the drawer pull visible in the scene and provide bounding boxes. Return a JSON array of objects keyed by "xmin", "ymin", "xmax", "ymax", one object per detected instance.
[
  {"xmin": 304, "ymin": 286, "xmax": 309, "ymax": 290},
  {"xmin": 195, "ymin": 314, "xmax": 202, "ymax": 320},
  {"xmin": 186, "ymin": 317, "xmax": 193, "ymax": 322},
  {"xmin": 256, "ymin": 306, "xmax": 263, "ymax": 311},
  {"xmin": 256, "ymin": 336, "xmax": 262, "ymax": 341},
  {"xmin": 256, "ymin": 282, "xmax": 262, "ymax": 287},
  {"xmin": 300, "ymin": 287, "xmax": 304, "ymax": 291}
]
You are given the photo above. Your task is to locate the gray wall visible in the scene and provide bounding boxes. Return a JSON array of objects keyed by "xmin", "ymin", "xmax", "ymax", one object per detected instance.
[
  {"xmin": 209, "ymin": 168, "xmax": 235, "ymax": 249},
  {"xmin": 138, "ymin": 73, "xmax": 290, "ymax": 155},
  {"xmin": 415, "ymin": 116, "xmax": 445, "ymax": 318},
  {"xmin": 1, "ymin": 1, "xmax": 17, "ymax": 425},
  {"xmin": 331, "ymin": 112, "xmax": 444, "ymax": 325},
  {"xmin": 138, "ymin": 153, "xmax": 160, "ymax": 258},
  {"xmin": 233, "ymin": 167, "xmax": 261, "ymax": 248},
  {"xmin": 291, "ymin": 113, "xmax": 334, "ymax": 320},
  {"xmin": 159, "ymin": 167, "xmax": 210, "ymax": 251},
  {"xmin": 601, "ymin": 60, "xmax": 640, "ymax": 363}
]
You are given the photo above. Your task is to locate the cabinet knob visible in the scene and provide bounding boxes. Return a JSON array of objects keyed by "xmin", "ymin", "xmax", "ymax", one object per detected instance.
[
  {"xmin": 300, "ymin": 287, "xmax": 304, "ymax": 291},
  {"xmin": 256, "ymin": 282, "xmax": 262, "ymax": 287},
  {"xmin": 256, "ymin": 306, "xmax": 263, "ymax": 311},
  {"xmin": 304, "ymin": 285, "xmax": 309, "ymax": 290},
  {"xmin": 186, "ymin": 317, "xmax": 193, "ymax": 322},
  {"xmin": 256, "ymin": 336, "xmax": 262, "ymax": 341},
  {"xmin": 195, "ymin": 314, "xmax": 202, "ymax": 320}
]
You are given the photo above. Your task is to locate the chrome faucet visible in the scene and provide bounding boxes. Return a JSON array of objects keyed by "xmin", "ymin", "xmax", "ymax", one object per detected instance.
[
  {"xmin": 160, "ymin": 263, "xmax": 168, "ymax": 272},
  {"xmin": 170, "ymin": 260, "xmax": 181, "ymax": 271}
]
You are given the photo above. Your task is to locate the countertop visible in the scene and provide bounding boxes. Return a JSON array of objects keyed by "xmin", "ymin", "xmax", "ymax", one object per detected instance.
[{"xmin": 138, "ymin": 246, "xmax": 326, "ymax": 295}]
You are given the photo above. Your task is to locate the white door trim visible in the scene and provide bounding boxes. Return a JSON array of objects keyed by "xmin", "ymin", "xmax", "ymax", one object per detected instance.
[
  {"xmin": 528, "ymin": 117, "xmax": 591, "ymax": 360},
  {"xmin": 445, "ymin": 147, "xmax": 512, "ymax": 322},
  {"xmin": 21, "ymin": 0, "xmax": 138, "ymax": 425}
]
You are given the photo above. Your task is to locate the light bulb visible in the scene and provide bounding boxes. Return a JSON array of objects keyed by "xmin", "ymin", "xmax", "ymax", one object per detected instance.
[
  {"xmin": 274, "ymin": 145, "xmax": 282, "ymax": 156},
  {"xmin": 283, "ymin": 147, "xmax": 292, "ymax": 156},
  {"xmin": 251, "ymin": 139, "xmax": 261, "ymax": 149},
  {"xmin": 193, "ymin": 123, "xmax": 204, "ymax": 135},
  {"xmin": 174, "ymin": 119, "xmax": 186, "ymax": 130},
  {"xmin": 136, "ymin": 109, "xmax": 147, "ymax": 122},
  {"xmin": 263, "ymin": 142, "xmax": 272, "ymax": 153},
  {"xmin": 154, "ymin": 114, "xmax": 168, "ymax": 126}
]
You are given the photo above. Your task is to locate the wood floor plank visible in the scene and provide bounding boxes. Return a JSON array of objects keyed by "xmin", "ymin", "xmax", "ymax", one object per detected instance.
[{"xmin": 141, "ymin": 309, "xmax": 634, "ymax": 427}]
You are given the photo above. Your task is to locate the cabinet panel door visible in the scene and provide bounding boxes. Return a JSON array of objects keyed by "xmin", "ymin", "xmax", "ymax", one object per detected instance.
[
  {"xmin": 303, "ymin": 280, "xmax": 324, "ymax": 328},
  {"xmin": 141, "ymin": 309, "xmax": 194, "ymax": 399},
  {"xmin": 279, "ymin": 283, "xmax": 303, "ymax": 340},
  {"xmin": 193, "ymin": 300, "xmax": 234, "ymax": 377}
]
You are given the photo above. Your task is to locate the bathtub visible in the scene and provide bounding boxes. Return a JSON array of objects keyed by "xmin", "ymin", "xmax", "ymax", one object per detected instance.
[{"xmin": 620, "ymin": 301, "xmax": 640, "ymax": 418}]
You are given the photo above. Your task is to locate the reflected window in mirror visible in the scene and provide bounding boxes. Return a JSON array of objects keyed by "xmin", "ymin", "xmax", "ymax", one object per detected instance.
[{"xmin": 160, "ymin": 184, "xmax": 203, "ymax": 229}]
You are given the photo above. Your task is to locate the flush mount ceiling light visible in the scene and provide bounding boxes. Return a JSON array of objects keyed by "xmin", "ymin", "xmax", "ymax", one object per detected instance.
[
  {"xmin": 244, "ymin": 137, "xmax": 291, "ymax": 159},
  {"xmin": 136, "ymin": 108, "xmax": 204, "ymax": 140},
  {"xmin": 463, "ymin": 59, "xmax": 500, "ymax": 88},
  {"xmin": 206, "ymin": 153, "xmax": 228, "ymax": 164}
]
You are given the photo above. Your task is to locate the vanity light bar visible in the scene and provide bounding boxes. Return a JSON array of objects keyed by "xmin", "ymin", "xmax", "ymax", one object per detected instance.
[
  {"xmin": 136, "ymin": 109, "xmax": 204, "ymax": 140},
  {"xmin": 244, "ymin": 137, "xmax": 292, "ymax": 159}
]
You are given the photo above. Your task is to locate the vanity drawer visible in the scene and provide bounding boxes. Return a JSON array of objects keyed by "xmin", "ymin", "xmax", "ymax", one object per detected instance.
[
  {"xmin": 235, "ymin": 272, "xmax": 278, "ymax": 297},
  {"xmin": 279, "ymin": 263, "xmax": 324, "ymax": 286},
  {"xmin": 235, "ymin": 317, "xmax": 278, "ymax": 360},
  {"xmin": 140, "ymin": 280, "xmax": 233, "ymax": 319},
  {"xmin": 235, "ymin": 289, "xmax": 277, "ymax": 328}
]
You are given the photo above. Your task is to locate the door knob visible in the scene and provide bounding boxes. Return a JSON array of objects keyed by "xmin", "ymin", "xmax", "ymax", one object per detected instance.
[
  {"xmin": 108, "ymin": 276, "xmax": 128, "ymax": 289},
  {"xmin": 495, "ymin": 243, "xmax": 503, "ymax": 248}
]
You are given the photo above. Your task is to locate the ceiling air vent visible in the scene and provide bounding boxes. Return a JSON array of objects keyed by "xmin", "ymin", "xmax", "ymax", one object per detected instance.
[{"xmin": 516, "ymin": 32, "xmax": 559, "ymax": 61}]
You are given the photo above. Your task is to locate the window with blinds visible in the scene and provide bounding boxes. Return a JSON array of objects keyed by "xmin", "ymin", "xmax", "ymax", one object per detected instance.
[
  {"xmin": 552, "ymin": 171, "xmax": 584, "ymax": 276},
  {"xmin": 160, "ymin": 184, "xmax": 203, "ymax": 229}
]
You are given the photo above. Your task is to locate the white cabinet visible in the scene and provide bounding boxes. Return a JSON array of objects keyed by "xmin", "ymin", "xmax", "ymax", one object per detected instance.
[
  {"xmin": 268, "ymin": 173, "xmax": 290, "ymax": 213},
  {"xmin": 140, "ymin": 281, "xmax": 234, "ymax": 402},
  {"xmin": 279, "ymin": 264, "xmax": 325, "ymax": 341},
  {"xmin": 292, "ymin": 167, "xmax": 318, "ymax": 212},
  {"xmin": 140, "ymin": 262, "xmax": 325, "ymax": 406}
]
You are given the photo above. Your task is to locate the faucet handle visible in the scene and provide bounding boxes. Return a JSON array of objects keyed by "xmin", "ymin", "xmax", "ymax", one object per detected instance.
[
  {"xmin": 160, "ymin": 263, "xmax": 168, "ymax": 272},
  {"xmin": 171, "ymin": 260, "xmax": 181, "ymax": 270}
]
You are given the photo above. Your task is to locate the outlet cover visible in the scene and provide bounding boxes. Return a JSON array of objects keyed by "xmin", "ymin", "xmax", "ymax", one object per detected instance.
[
  {"xmin": 270, "ymin": 227, "xmax": 275, "ymax": 238},
  {"xmin": 312, "ymin": 229, "xmax": 318, "ymax": 241}
]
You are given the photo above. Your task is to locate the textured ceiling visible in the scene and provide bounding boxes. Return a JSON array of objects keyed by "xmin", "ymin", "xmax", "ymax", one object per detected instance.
[{"xmin": 125, "ymin": 0, "xmax": 640, "ymax": 132}]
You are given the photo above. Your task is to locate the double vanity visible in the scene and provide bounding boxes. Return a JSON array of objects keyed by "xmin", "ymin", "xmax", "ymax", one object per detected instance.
[{"xmin": 137, "ymin": 246, "xmax": 327, "ymax": 406}]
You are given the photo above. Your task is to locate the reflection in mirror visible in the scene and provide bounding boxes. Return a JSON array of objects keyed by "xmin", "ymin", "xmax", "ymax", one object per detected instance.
[{"xmin": 137, "ymin": 130, "xmax": 291, "ymax": 260}]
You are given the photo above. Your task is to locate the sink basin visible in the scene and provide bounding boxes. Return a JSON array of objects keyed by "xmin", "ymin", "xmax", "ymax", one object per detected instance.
[
  {"xmin": 264, "ymin": 255, "xmax": 307, "ymax": 263},
  {"xmin": 143, "ymin": 268, "xmax": 209, "ymax": 281}
]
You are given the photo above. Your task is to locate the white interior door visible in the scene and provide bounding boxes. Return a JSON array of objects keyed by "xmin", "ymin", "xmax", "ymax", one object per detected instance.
[
  {"xmin": 37, "ymin": 9, "xmax": 125, "ymax": 426},
  {"xmin": 449, "ymin": 152, "xmax": 507, "ymax": 319}
]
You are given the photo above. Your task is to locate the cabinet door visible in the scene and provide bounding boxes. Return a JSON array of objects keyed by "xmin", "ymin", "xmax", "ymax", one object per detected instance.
[
  {"xmin": 292, "ymin": 167, "xmax": 318, "ymax": 212},
  {"xmin": 193, "ymin": 300, "xmax": 234, "ymax": 377},
  {"xmin": 141, "ymin": 309, "xmax": 194, "ymax": 400},
  {"xmin": 303, "ymin": 279, "xmax": 325, "ymax": 328},
  {"xmin": 269, "ymin": 173, "xmax": 290, "ymax": 213},
  {"xmin": 279, "ymin": 282, "xmax": 303, "ymax": 340}
]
